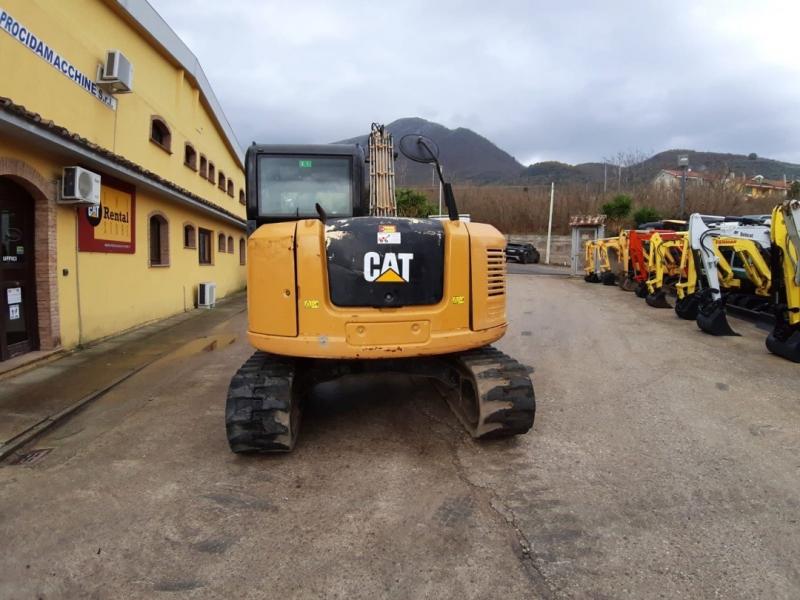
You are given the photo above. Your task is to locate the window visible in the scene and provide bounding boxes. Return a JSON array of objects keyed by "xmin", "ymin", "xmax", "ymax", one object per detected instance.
[
  {"xmin": 149, "ymin": 117, "xmax": 171, "ymax": 153},
  {"xmin": 183, "ymin": 224, "xmax": 196, "ymax": 248},
  {"xmin": 218, "ymin": 171, "xmax": 226, "ymax": 190},
  {"xmin": 239, "ymin": 237, "xmax": 246, "ymax": 265},
  {"xmin": 227, "ymin": 235, "xmax": 234, "ymax": 253},
  {"xmin": 239, "ymin": 189, "xmax": 245, "ymax": 205},
  {"xmin": 208, "ymin": 162, "xmax": 216, "ymax": 183},
  {"xmin": 218, "ymin": 232, "xmax": 226, "ymax": 253},
  {"xmin": 198, "ymin": 228, "xmax": 212, "ymax": 265},
  {"xmin": 199, "ymin": 155, "xmax": 208, "ymax": 178},
  {"xmin": 149, "ymin": 213, "xmax": 169, "ymax": 266},
  {"xmin": 256, "ymin": 155, "xmax": 352, "ymax": 218},
  {"xmin": 227, "ymin": 180, "xmax": 234, "ymax": 197},
  {"xmin": 184, "ymin": 143, "xmax": 197, "ymax": 170}
]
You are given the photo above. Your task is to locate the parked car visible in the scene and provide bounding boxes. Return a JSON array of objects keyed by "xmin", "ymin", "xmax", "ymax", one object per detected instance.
[{"xmin": 505, "ymin": 241, "xmax": 540, "ymax": 264}]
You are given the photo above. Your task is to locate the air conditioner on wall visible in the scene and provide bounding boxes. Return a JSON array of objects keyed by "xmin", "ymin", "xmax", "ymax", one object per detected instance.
[
  {"xmin": 198, "ymin": 282, "xmax": 217, "ymax": 309},
  {"xmin": 98, "ymin": 50, "xmax": 134, "ymax": 94},
  {"xmin": 59, "ymin": 167, "xmax": 101, "ymax": 205}
]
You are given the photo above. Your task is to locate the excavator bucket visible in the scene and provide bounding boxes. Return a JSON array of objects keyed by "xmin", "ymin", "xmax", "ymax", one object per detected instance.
[
  {"xmin": 600, "ymin": 271, "xmax": 617, "ymax": 285},
  {"xmin": 766, "ymin": 329, "xmax": 800, "ymax": 363},
  {"xmin": 634, "ymin": 282, "xmax": 648, "ymax": 298},
  {"xmin": 584, "ymin": 273, "xmax": 600, "ymax": 283},
  {"xmin": 696, "ymin": 300, "xmax": 739, "ymax": 336},
  {"xmin": 645, "ymin": 289, "xmax": 671, "ymax": 308},
  {"xmin": 674, "ymin": 294, "xmax": 700, "ymax": 320},
  {"xmin": 619, "ymin": 275, "xmax": 637, "ymax": 292}
]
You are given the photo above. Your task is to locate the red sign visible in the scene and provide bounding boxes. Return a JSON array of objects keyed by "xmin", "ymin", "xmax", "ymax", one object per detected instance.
[{"xmin": 78, "ymin": 178, "xmax": 136, "ymax": 253}]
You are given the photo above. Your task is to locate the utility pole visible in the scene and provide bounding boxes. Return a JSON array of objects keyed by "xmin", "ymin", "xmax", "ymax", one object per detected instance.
[
  {"xmin": 545, "ymin": 181, "xmax": 555, "ymax": 265},
  {"xmin": 438, "ymin": 165, "xmax": 443, "ymax": 215},
  {"xmin": 617, "ymin": 163, "xmax": 621, "ymax": 192},
  {"xmin": 678, "ymin": 154, "xmax": 689, "ymax": 218},
  {"xmin": 603, "ymin": 163, "xmax": 607, "ymax": 194}
]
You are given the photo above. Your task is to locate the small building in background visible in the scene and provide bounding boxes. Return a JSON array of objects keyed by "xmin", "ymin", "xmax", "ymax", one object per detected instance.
[
  {"xmin": 652, "ymin": 169, "xmax": 720, "ymax": 189},
  {"xmin": 0, "ymin": 0, "xmax": 247, "ymax": 363},
  {"xmin": 742, "ymin": 175, "xmax": 790, "ymax": 199}
]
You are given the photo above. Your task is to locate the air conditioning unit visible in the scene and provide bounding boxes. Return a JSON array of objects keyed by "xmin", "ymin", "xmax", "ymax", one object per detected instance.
[
  {"xmin": 60, "ymin": 167, "xmax": 101, "ymax": 205},
  {"xmin": 198, "ymin": 282, "xmax": 217, "ymax": 309},
  {"xmin": 98, "ymin": 50, "xmax": 133, "ymax": 94}
]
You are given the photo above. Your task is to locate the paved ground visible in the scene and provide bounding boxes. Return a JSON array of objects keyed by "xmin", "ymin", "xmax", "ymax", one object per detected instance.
[{"xmin": 1, "ymin": 273, "xmax": 799, "ymax": 599}]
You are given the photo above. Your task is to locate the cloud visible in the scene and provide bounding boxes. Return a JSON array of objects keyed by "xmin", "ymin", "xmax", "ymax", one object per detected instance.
[{"xmin": 148, "ymin": 0, "xmax": 800, "ymax": 164}]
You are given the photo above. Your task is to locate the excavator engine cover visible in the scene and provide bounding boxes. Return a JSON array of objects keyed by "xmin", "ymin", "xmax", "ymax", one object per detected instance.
[{"xmin": 325, "ymin": 217, "xmax": 444, "ymax": 307}]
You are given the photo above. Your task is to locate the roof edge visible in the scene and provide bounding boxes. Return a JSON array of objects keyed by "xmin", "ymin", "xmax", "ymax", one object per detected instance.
[{"xmin": 110, "ymin": 0, "xmax": 245, "ymax": 168}]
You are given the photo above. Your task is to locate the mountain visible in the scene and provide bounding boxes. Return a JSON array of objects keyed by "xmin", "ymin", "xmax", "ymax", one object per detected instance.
[
  {"xmin": 336, "ymin": 117, "xmax": 524, "ymax": 185},
  {"xmin": 522, "ymin": 150, "xmax": 800, "ymax": 186},
  {"xmin": 337, "ymin": 117, "xmax": 800, "ymax": 186}
]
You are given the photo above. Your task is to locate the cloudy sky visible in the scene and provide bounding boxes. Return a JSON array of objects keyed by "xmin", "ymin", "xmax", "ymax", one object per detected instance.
[{"xmin": 149, "ymin": 0, "xmax": 800, "ymax": 165}]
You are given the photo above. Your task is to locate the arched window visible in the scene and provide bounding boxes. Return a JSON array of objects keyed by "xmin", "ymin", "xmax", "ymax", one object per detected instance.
[
  {"xmin": 183, "ymin": 223, "xmax": 196, "ymax": 248},
  {"xmin": 227, "ymin": 180, "xmax": 234, "ymax": 197},
  {"xmin": 149, "ymin": 117, "xmax": 171, "ymax": 153},
  {"xmin": 227, "ymin": 235, "xmax": 234, "ymax": 253},
  {"xmin": 218, "ymin": 232, "xmax": 226, "ymax": 253},
  {"xmin": 239, "ymin": 189, "xmax": 245, "ymax": 205},
  {"xmin": 208, "ymin": 162, "xmax": 216, "ymax": 183},
  {"xmin": 184, "ymin": 143, "xmax": 197, "ymax": 170},
  {"xmin": 218, "ymin": 171, "xmax": 226, "ymax": 190},
  {"xmin": 239, "ymin": 237, "xmax": 246, "ymax": 265},
  {"xmin": 199, "ymin": 155, "xmax": 208, "ymax": 178},
  {"xmin": 149, "ymin": 213, "xmax": 169, "ymax": 266}
]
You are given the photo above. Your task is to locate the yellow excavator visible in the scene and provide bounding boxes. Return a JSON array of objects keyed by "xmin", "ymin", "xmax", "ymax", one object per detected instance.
[
  {"xmin": 768, "ymin": 200, "xmax": 800, "ymax": 362},
  {"xmin": 226, "ymin": 126, "xmax": 535, "ymax": 452}
]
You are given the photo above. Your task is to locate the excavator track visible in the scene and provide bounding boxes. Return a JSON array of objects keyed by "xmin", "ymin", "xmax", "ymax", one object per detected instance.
[
  {"xmin": 447, "ymin": 346, "xmax": 535, "ymax": 439},
  {"xmin": 225, "ymin": 352, "xmax": 302, "ymax": 453}
]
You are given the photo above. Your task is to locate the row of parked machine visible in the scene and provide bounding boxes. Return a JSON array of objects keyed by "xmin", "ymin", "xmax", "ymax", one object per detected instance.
[{"xmin": 583, "ymin": 199, "xmax": 800, "ymax": 363}]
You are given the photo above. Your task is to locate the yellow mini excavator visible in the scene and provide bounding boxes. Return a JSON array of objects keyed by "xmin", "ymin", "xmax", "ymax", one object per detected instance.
[{"xmin": 226, "ymin": 127, "xmax": 535, "ymax": 452}]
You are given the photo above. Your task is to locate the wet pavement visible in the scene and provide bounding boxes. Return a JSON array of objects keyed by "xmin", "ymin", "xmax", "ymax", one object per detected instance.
[{"xmin": 1, "ymin": 275, "xmax": 799, "ymax": 599}]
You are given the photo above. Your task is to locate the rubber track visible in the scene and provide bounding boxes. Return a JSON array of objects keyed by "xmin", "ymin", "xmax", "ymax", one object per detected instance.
[
  {"xmin": 225, "ymin": 351, "xmax": 298, "ymax": 453},
  {"xmin": 451, "ymin": 346, "xmax": 535, "ymax": 439}
]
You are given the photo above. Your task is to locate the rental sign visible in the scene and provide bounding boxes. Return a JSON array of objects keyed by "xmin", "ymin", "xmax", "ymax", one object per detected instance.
[
  {"xmin": 0, "ymin": 7, "xmax": 117, "ymax": 110},
  {"xmin": 79, "ymin": 180, "xmax": 136, "ymax": 254}
]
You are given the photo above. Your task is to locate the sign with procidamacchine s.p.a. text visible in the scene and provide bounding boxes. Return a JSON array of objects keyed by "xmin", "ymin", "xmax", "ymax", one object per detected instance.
[{"xmin": 0, "ymin": 7, "xmax": 117, "ymax": 110}]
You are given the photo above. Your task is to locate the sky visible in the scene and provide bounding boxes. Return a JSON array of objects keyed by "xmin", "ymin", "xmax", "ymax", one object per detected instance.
[{"xmin": 148, "ymin": 0, "xmax": 800, "ymax": 166}]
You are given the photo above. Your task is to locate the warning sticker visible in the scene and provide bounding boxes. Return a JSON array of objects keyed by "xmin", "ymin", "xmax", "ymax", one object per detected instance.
[
  {"xmin": 9, "ymin": 304, "xmax": 20, "ymax": 320},
  {"xmin": 378, "ymin": 225, "xmax": 396, "ymax": 233},
  {"xmin": 377, "ymin": 231, "xmax": 401, "ymax": 244}
]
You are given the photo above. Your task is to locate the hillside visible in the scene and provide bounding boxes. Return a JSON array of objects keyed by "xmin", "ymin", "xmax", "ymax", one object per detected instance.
[{"xmin": 336, "ymin": 117, "xmax": 524, "ymax": 185}]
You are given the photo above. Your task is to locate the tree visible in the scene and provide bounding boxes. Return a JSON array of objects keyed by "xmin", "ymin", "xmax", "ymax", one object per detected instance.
[
  {"xmin": 633, "ymin": 206, "xmax": 661, "ymax": 226},
  {"xmin": 396, "ymin": 188, "xmax": 436, "ymax": 218},
  {"xmin": 748, "ymin": 152, "xmax": 758, "ymax": 160},
  {"xmin": 789, "ymin": 181, "xmax": 800, "ymax": 200},
  {"xmin": 601, "ymin": 194, "xmax": 632, "ymax": 220}
]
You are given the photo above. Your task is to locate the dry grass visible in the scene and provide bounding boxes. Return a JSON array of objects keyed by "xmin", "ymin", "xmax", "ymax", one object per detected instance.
[{"xmin": 412, "ymin": 184, "xmax": 779, "ymax": 235}]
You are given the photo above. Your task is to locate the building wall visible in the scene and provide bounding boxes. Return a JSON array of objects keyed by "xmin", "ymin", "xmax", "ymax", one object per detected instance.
[
  {"xmin": 0, "ymin": 0, "xmax": 244, "ymax": 217},
  {"xmin": 0, "ymin": 0, "xmax": 247, "ymax": 356},
  {"xmin": 0, "ymin": 138, "xmax": 246, "ymax": 349}
]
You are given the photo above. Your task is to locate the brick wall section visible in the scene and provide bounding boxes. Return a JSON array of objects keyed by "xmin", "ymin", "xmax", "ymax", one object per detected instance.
[{"xmin": 0, "ymin": 157, "xmax": 60, "ymax": 350}]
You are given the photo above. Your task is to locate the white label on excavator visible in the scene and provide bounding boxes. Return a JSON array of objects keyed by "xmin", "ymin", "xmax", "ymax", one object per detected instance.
[{"xmin": 377, "ymin": 232, "xmax": 401, "ymax": 244}]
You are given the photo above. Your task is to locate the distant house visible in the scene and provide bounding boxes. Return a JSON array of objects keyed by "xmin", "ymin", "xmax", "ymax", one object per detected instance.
[
  {"xmin": 743, "ymin": 175, "xmax": 789, "ymax": 199},
  {"xmin": 652, "ymin": 169, "xmax": 720, "ymax": 189}
]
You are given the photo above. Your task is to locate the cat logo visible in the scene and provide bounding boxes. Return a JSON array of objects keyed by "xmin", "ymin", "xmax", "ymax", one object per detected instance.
[{"xmin": 363, "ymin": 251, "xmax": 414, "ymax": 283}]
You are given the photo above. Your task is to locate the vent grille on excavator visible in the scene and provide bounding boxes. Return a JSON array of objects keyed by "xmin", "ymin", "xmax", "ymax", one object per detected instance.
[{"xmin": 487, "ymin": 247, "xmax": 506, "ymax": 297}]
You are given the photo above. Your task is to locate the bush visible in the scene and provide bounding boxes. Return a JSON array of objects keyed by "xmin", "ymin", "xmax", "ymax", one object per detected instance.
[
  {"xmin": 633, "ymin": 206, "xmax": 662, "ymax": 225},
  {"xmin": 396, "ymin": 188, "xmax": 437, "ymax": 217},
  {"xmin": 601, "ymin": 194, "xmax": 632, "ymax": 220},
  {"xmin": 789, "ymin": 181, "xmax": 800, "ymax": 200}
]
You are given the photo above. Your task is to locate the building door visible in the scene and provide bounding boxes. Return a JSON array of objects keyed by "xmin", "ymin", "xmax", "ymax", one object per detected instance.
[{"xmin": 0, "ymin": 178, "xmax": 38, "ymax": 361}]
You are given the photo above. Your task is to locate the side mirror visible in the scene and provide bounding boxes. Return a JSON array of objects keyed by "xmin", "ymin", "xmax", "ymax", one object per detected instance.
[{"xmin": 398, "ymin": 134, "xmax": 440, "ymax": 164}]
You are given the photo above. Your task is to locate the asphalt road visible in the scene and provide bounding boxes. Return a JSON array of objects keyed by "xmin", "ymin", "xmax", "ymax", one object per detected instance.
[{"xmin": 1, "ymin": 274, "xmax": 799, "ymax": 599}]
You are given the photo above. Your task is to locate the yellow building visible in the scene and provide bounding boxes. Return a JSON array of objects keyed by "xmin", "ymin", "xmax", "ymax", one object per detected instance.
[{"xmin": 0, "ymin": 0, "xmax": 247, "ymax": 362}]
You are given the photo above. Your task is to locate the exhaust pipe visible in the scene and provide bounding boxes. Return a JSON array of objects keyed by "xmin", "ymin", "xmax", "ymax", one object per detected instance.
[
  {"xmin": 675, "ymin": 294, "xmax": 700, "ymax": 320},
  {"xmin": 696, "ymin": 299, "xmax": 739, "ymax": 336},
  {"xmin": 645, "ymin": 288, "xmax": 672, "ymax": 308}
]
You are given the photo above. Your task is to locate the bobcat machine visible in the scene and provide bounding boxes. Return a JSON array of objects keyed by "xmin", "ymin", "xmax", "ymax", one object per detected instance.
[
  {"xmin": 767, "ymin": 200, "xmax": 800, "ymax": 362},
  {"xmin": 226, "ymin": 126, "xmax": 535, "ymax": 452}
]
